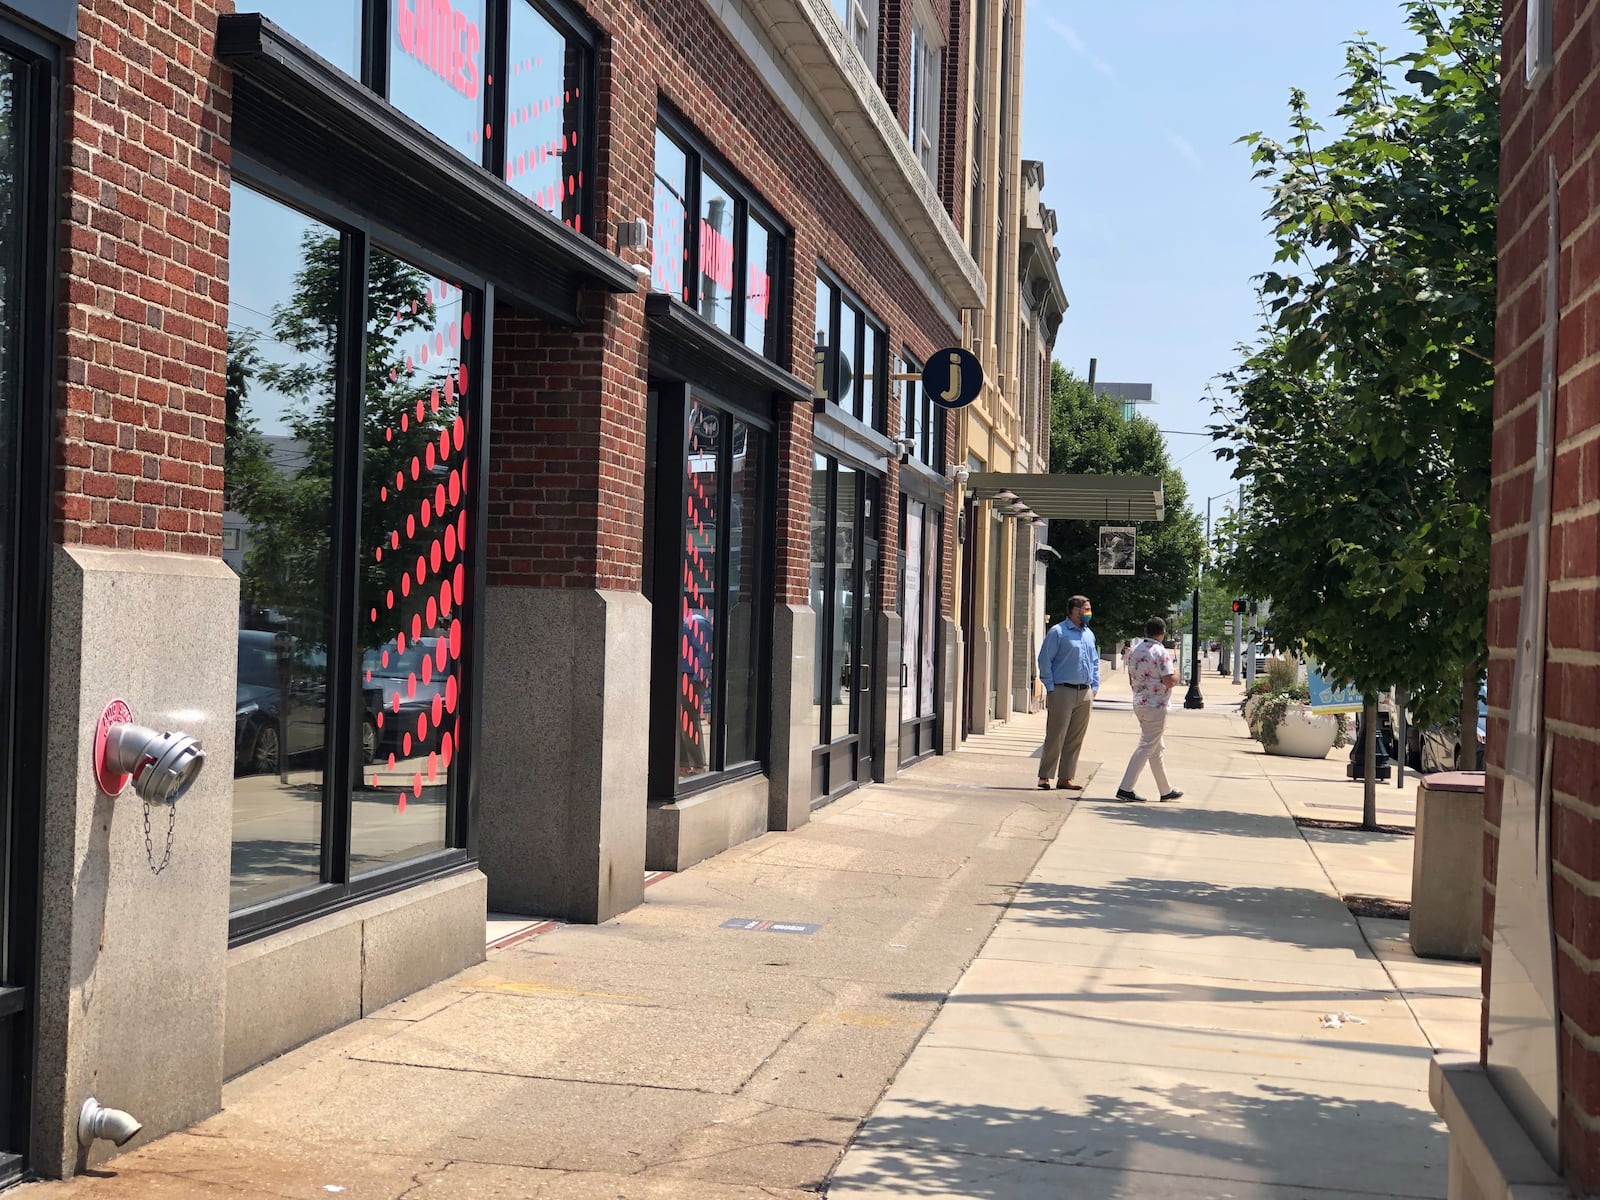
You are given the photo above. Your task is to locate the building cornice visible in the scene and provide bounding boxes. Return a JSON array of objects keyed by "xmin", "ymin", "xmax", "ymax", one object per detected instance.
[{"xmin": 706, "ymin": 0, "xmax": 987, "ymax": 317}]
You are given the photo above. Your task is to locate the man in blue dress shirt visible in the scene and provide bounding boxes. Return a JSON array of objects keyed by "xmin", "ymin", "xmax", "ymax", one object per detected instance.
[{"xmin": 1036, "ymin": 595, "xmax": 1099, "ymax": 789}]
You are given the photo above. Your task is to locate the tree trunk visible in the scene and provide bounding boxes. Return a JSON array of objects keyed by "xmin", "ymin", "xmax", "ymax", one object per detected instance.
[
  {"xmin": 1363, "ymin": 695, "xmax": 1378, "ymax": 830},
  {"xmin": 1457, "ymin": 663, "xmax": 1480, "ymax": 771}
]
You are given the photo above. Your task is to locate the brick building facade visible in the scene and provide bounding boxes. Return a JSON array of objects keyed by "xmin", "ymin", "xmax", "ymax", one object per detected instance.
[
  {"xmin": 1434, "ymin": 1, "xmax": 1600, "ymax": 1195},
  {"xmin": 0, "ymin": 0, "xmax": 1019, "ymax": 1181}
]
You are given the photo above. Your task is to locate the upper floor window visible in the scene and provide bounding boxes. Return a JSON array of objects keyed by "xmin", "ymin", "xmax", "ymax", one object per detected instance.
[
  {"xmin": 651, "ymin": 114, "xmax": 787, "ymax": 362},
  {"xmin": 908, "ymin": 11, "xmax": 942, "ymax": 178},
  {"xmin": 815, "ymin": 270, "xmax": 886, "ymax": 432},
  {"xmin": 899, "ymin": 350, "xmax": 942, "ymax": 469},
  {"xmin": 244, "ymin": 0, "xmax": 594, "ymax": 228},
  {"xmin": 831, "ymin": 0, "xmax": 879, "ymax": 68}
]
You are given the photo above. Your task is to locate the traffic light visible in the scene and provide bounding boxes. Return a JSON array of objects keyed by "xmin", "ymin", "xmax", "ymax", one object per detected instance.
[{"xmin": 1231, "ymin": 598, "xmax": 1245, "ymax": 614}]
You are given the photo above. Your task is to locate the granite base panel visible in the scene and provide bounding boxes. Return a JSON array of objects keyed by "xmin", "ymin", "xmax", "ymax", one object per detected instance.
[
  {"xmin": 226, "ymin": 870, "xmax": 486, "ymax": 1078},
  {"xmin": 647, "ymin": 775, "xmax": 769, "ymax": 872}
]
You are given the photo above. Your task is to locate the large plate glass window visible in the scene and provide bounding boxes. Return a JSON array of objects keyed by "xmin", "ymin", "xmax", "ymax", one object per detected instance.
[
  {"xmin": 811, "ymin": 454, "xmax": 879, "ymax": 798},
  {"xmin": 815, "ymin": 269, "xmax": 885, "ymax": 431},
  {"xmin": 225, "ymin": 180, "xmax": 481, "ymax": 934},
  {"xmin": 650, "ymin": 116, "xmax": 787, "ymax": 364},
  {"xmin": 898, "ymin": 494, "xmax": 941, "ymax": 761},
  {"xmin": 648, "ymin": 388, "xmax": 772, "ymax": 796},
  {"xmin": 239, "ymin": 0, "xmax": 593, "ymax": 225}
]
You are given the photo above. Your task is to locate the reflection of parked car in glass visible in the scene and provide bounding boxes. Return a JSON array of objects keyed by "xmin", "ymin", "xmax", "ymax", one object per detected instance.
[
  {"xmin": 364, "ymin": 638, "xmax": 450, "ymax": 761},
  {"xmin": 236, "ymin": 630, "xmax": 354, "ymax": 775}
]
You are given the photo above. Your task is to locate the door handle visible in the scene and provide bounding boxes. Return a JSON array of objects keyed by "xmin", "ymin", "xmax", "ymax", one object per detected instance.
[{"xmin": 901, "ymin": 662, "xmax": 909, "ymax": 688}]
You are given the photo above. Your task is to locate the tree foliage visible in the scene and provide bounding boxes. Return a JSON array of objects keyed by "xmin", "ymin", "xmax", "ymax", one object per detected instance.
[
  {"xmin": 1212, "ymin": 0, "xmax": 1498, "ymax": 729},
  {"xmin": 1046, "ymin": 364, "xmax": 1204, "ymax": 648}
]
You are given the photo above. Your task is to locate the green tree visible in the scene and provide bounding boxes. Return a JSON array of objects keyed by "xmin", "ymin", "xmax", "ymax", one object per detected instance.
[
  {"xmin": 1046, "ymin": 364, "xmax": 1204, "ymax": 648},
  {"xmin": 1219, "ymin": 0, "xmax": 1497, "ymax": 757}
]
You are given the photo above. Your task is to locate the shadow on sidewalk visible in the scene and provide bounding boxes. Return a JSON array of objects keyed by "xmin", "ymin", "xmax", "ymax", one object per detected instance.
[
  {"xmin": 834, "ymin": 1083, "xmax": 1445, "ymax": 1196},
  {"xmin": 1077, "ymin": 800, "xmax": 1298, "ymax": 841},
  {"xmin": 995, "ymin": 878, "xmax": 1366, "ymax": 952}
]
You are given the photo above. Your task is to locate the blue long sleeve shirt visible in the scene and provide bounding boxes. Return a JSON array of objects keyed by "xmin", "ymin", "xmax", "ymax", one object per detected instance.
[{"xmin": 1038, "ymin": 621, "xmax": 1100, "ymax": 691}]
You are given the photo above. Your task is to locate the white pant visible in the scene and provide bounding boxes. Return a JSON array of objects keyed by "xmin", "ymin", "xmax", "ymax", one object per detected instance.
[{"xmin": 1118, "ymin": 704, "xmax": 1172, "ymax": 795}]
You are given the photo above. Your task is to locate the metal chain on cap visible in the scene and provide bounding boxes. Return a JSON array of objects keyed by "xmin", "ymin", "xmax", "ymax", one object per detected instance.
[{"xmin": 143, "ymin": 799, "xmax": 176, "ymax": 876}]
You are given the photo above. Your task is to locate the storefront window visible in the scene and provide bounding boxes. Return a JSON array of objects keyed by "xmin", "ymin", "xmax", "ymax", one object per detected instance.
[
  {"xmin": 351, "ymin": 253, "xmax": 470, "ymax": 873},
  {"xmin": 815, "ymin": 268, "xmax": 884, "ymax": 430},
  {"xmin": 899, "ymin": 350, "xmax": 941, "ymax": 469},
  {"xmin": 901, "ymin": 498, "xmax": 923, "ymax": 723},
  {"xmin": 679, "ymin": 397, "xmax": 720, "ymax": 780},
  {"xmin": 811, "ymin": 453, "xmax": 829, "ymax": 743},
  {"xmin": 504, "ymin": 0, "xmax": 586, "ymax": 226},
  {"xmin": 833, "ymin": 468, "xmax": 859, "ymax": 736},
  {"xmin": 653, "ymin": 130, "xmax": 690, "ymax": 301},
  {"xmin": 744, "ymin": 217, "xmax": 775, "ymax": 359},
  {"xmin": 225, "ymin": 187, "xmax": 339, "ymax": 910},
  {"xmin": 254, "ymin": 0, "xmax": 360, "ymax": 75},
  {"xmin": 651, "ymin": 116, "xmax": 787, "ymax": 361},
  {"xmin": 699, "ymin": 172, "xmax": 736, "ymax": 335},
  {"xmin": 723, "ymin": 419, "xmax": 764, "ymax": 765},
  {"xmin": 649, "ymin": 389, "xmax": 770, "ymax": 789},
  {"xmin": 390, "ymin": 0, "xmax": 487, "ymax": 166},
  {"xmin": 226, "ymin": 181, "xmax": 479, "ymax": 925}
]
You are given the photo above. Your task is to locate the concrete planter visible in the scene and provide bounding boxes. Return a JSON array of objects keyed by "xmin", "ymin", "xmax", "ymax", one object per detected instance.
[{"xmin": 1264, "ymin": 705, "xmax": 1340, "ymax": 759}]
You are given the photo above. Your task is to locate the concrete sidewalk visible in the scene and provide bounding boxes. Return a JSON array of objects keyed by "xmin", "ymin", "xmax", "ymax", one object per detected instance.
[
  {"xmin": 828, "ymin": 672, "xmax": 1478, "ymax": 1199},
  {"xmin": 26, "ymin": 669, "xmax": 1477, "ymax": 1199}
]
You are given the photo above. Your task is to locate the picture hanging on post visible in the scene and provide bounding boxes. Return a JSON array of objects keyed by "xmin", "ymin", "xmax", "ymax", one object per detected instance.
[{"xmin": 1098, "ymin": 526, "xmax": 1135, "ymax": 576}]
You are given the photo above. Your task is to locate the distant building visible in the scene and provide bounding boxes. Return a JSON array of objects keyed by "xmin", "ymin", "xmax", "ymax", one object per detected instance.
[{"xmin": 1092, "ymin": 381, "xmax": 1157, "ymax": 421}]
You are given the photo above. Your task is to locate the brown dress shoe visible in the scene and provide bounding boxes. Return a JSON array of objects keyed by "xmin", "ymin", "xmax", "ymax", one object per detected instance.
[{"xmin": 1059, "ymin": 779, "xmax": 1083, "ymax": 790}]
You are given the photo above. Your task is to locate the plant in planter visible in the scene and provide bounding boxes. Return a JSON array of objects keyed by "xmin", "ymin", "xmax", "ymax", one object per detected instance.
[{"xmin": 1256, "ymin": 682, "xmax": 1351, "ymax": 757}]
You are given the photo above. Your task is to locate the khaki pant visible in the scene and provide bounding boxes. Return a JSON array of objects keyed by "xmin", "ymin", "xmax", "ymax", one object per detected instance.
[
  {"xmin": 1039, "ymin": 685, "xmax": 1093, "ymax": 783},
  {"xmin": 1118, "ymin": 704, "xmax": 1173, "ymax": 796}
]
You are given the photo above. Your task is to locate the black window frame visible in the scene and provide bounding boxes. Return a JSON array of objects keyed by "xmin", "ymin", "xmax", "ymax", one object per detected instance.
[
  {"xmin": 814, "ymin": 264, "xmax": 887, "ymax": 433},
  {"xmin": 644, "ymin": 382, "xmax": 777, "ymax": 803},
  {"xmin": 653, "ymin": 107, "xmax": 790, "ymax": 365},
  {"xmin": 225, "ymin": 167, "xmax": 491, "ymax": 947},
  {"xmin": 241, "ymin": 0, "xmax": 597, "ymax": 234},
  {"xmin": 0, "ymin": 19, "xmax": 59, "ymax": 1179},
  {"xmin": 898, "ymin": 348, "xmax": 944, "ymax": 470}
]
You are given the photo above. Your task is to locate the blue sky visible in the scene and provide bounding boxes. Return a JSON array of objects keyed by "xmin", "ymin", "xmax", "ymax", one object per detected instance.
[{"xmin": 1021, "ymin": 0, "xmax": 1418, "ymax": 528}]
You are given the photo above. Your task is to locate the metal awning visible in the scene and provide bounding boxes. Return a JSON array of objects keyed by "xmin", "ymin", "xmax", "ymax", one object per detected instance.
[{"xmin": 968, "ymin": 473, "xmax": 1165, "ymax": 522}]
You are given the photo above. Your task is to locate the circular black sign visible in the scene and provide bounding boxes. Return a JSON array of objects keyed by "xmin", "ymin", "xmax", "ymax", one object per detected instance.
[{"xmin": 922, "ymin": 347, "xmax": 984, "ymax": 409}]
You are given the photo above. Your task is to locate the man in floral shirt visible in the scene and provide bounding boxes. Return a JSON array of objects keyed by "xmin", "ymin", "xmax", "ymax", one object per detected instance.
[{"xmin": 1116, "ymin": 616, "xmax": 1184, "ymax": 803}]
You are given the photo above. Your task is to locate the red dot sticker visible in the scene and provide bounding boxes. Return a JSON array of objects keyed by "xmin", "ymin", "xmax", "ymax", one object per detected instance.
[
  {"xmin": 407, "ymin": 673, "xmax": 417, "ymax": 699},
  {"xmin": 422, "ymin": 499, "xmax": 433, "ymax": 528},
  {"xmin": 401, "ymin": 413, "xmax": 409, "ymax": 432},
  {"xmin": 411, "ymin": 456, "xmax": 421, "ymax": 480},
  {"xmin": 453, "ymin": 563, "xmax": 465, "ymax": 600},
  {"xmin": 412, "ymin": 774, "xmax": 423, "ymax": 798},
  {"xmin": 407, "ymin": 515, "xmax": 416, "ymax": 539},
  {"xmin": 441, "ymin": 732, "xmax": 453, "ymax": 768},
  {"xmin": 370, "ymin": 608, "xmax": 377, "ymax": 622},
  {"xmin": 445, "ymin": 527, "xmax": 458, "ymax": 561},
  {"xmin": 434, "ymin": 638, "xmax": 447, "ymax": 671},
  {"xmin": 440, "ymin": 579, "xmax": 453, "ymax": 616},
  {"xmin": 426, "ymin": 444, "xmax": 436, "ymax": 472},
  {"xmin": 430, "ymin": 541, "xmax": 442, "ymax": 573},
  {"xmin": 402, "ymin": 574, "xmax": 412, "ymax": 597},
  {"xmin": 449, "ymin": 620, "xmax": 462, "ymax": 659},
  {"xmin": 462, "ymin": 312, "xmax": 472, "ymax": 340},
  {"xmin": 391, "ymin": 530, "xmax": 400, "ymax": 550},
  {"xmin": 396, "ymin": 471, "xmax": 405, "ymax": 491},
  {"xmin": 386, "ymin": 589, "xmax": 395, "ymax": 610},
  {"xmin": 403, "ymin": 733, "xmax": 412, "ymax": 756},
  {"xmin": 428, "ymin": 753, "xmax": 439, "ymax": 783},
  {"xmin": 432, "ymin": 693, "xmax": 443, "ymax": 725},
  {"xmin": 412, "ymin": 614, "xmax": 422, "ymax": 641},
  {"xmin": 436, "ymin": 482, "xmax": 447, "ymax": 513},
  {"xmin": 417, "ymin": 713, "xmax": 428, "ymax": 739},
  {"xmin": 380, "ymin": 486, "xmax": 388, "ymax": 502},
  {"xmin": 416, "ymin": 558, "xmax": 427, "ymax": 585},
  {"xmin": 422, "ymin": 654, "xmax": 433, "ymax": 685},
  {"xmin": 397, "ymin": 633, "xmax": 406, "ymax": 654},
  {"xmin": 446, "ymin": 674, "xmax": 459, "ymax": 713},
  {"xmin": 438, "ymin": 431, "xmax": 450, "ymax": 462},
  {"xmin": 427, "ymin": 596, "xmax": 439, "ymax": 627},
  {"xmin": 449, "ymin": 471, "xmax": 461, "ymax": 507},
  {"xmin": 453, "ymin": 417, "xmax": 465, "ymax": 452},
  {"xmin": 375, "ymin": 546, "xmax": 384, "ymax": 563},
  {"xmin": 388, "ymin": 753, "xmax": 396, "ymax": 770},
  {"xmin": 381, "ymin": 649, "xmax": 390, "ymax": 668},
  {"xmin": 377, "ymin": 711, "xmax": 385, "ymax": 728},
  {"xmin": 416, "ymin": 399, "xmax": 425, "ymax": 424}
]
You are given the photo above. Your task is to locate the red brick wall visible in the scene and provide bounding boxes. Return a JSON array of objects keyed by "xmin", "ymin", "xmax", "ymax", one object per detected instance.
[
  {"xmin": 1489, "ymin": 0, "xmax": 1600, "ymax": 1188},
  {"xmin": 484, "ymin": 0, "xmax": 965, "ymax": 605},
  {"xmin": 55, "ymin": 0, "xmax": 232, "ymax": 551}
]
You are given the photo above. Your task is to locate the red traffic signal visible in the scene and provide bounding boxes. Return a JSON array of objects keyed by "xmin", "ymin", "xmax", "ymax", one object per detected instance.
[{"xmin": 1231, "ymin": 598, "xmax": 1246, "ymax": 613}]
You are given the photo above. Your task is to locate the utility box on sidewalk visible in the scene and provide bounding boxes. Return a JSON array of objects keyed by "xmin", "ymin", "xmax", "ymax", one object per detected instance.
[{"xmin": 1410, "ymin": 771, "xmax": 1487, "ymax": 961}]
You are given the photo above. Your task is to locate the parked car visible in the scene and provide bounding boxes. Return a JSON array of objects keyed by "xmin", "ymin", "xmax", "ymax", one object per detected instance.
[
  {"xmin": 236, "ymin": 630, "xmax": 336, "ymax": 775},
  {"xmin": 364, "ymin": 637, "xmax": 451, "ymax": 762},
  {"xmin": 1406, "ymin": 684, "xmax": 1488, "ymax": 773}
]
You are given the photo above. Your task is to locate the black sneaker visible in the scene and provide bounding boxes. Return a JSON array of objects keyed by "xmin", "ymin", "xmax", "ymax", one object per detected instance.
[
  {"xmin": 1115, "ymin": 788, "xmax": 1146, "ymax": 803},
  {"xmin": 1159, "ymin": 790, "xmax": 1184, "ymax": 802}
]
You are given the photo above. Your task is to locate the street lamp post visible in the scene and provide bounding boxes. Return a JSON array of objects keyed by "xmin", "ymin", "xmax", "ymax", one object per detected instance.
[{"xmin": 1184, "ymin": 490, "xmax": 1241, "ymax": 710}]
